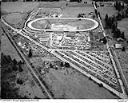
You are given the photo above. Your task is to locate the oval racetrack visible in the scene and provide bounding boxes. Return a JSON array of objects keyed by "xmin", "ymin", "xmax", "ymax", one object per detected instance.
[{"xmin": 27, "ymin": 18, "xmax": 99, "ymax": 31}]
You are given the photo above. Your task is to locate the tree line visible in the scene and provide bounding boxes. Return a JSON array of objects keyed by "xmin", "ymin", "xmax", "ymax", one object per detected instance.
[
  {"xmin": 105, "ymin": 14, "xmax": 125, "ymax": 39},
  {"xmin": 114, "ymin": 1, "xmax": 125, "ymax": 11},
  {"xmin": 1, "ymin": 53, "xmax": 27, "ymax": 99},
  {"xmin": 104, "ymin": 1, "xmax": 128, "ymax": 40}
]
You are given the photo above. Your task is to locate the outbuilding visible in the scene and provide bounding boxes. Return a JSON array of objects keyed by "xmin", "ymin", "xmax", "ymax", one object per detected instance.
[{"xmin": 114, "ymin": 43, "xmax": 122, "ymax": 49}]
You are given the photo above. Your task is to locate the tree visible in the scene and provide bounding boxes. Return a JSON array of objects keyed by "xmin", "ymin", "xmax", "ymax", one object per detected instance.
[
  {"xmin": 18, "ymin": 60, "xmax": 24, "ymax": 65},
  {"xmin": 49, "ymin": 63, "xmax": 53, "ymax": 68},
  {"xmin": 111, "ymin": 23, "xmax": 117, "ymax": 33},
  {"xmin": 17, "ymin": 79, "xmax": 23, "ymax": 85},
  {"xmin": 55, "ymin": 67, "xmax": 58, "ymax": 70},
  {"xmin": 28, "ymin": 48, "xmax": 32, "ymax": 57},
  {"xmin": 114, "ymin": 1, "xmax": 122, "ymax": 11},
  {"xmin": 95, "ymin": 9, "xmax": 98, "ymax": 17},
  {"xmin": 113, "ymin": 29, "xmax": 121, "ymax": 38},
  {"xmin": 1, "ymin": 81, "xmax": 21, "ymax": 99},
  {"xmin": 120, "ymin": 32, "xmax": 125, "ymax": 39},
  {"xmin": 12, "ymin": 65, "xmax": 18, "ymax": 71},
  {"xmin": 122, "ymin": 47, "xmax": 125, "ymax": 51},
  {"xmin": 13, "ymin": 59, "xmax": 17, "ymax": 65},
  {"xmin": 105, "ymin": 14, "xmax": 108, "ymax": 23},
  {"xmin": 102, "ymin": 37, "xmax": 107, "ymax": 44},
  {"xmin": 99, "ymin": 83, "xmax": 103, "ymax": 87},
  {"xmin": 19, "ymin": 65, "xmax": 23, "ymax": 72},
  {"xmin": 89, "ymin": 77, "xmax": 92, "ymax": 80},
  {"xmin": 65, "ymin": 62, "xmax": 70, "ymax": 68},
  {"xmin": 60, "ymin": 62, "xmax": 64, "ymax": 67},
  {"xmin": 116, "ymin": 12, "xmax": 122, "ymax": 20},
  {"xmin": 1, "ymin": 53, "xmax": 8, "ymax": 66}
]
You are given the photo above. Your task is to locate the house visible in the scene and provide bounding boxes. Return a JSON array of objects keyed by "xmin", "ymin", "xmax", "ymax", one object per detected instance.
[{"xmin": 114, "ymin": 43, "xmax": 122, "ymax": 49}]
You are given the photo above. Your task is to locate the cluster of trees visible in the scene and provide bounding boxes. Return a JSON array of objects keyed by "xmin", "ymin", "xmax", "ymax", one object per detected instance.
[
  {"xmin": 105, "ymin": 14, "xmax": 125, "ymax": 39},
  {"xmin": 60, "ymin": 62, "xmax": 70, "ymax": 68},
  {"xmin": 93, "ymin": 1, "xmax": 128, "ymax": 20},
  {"xmin": 1, "ymin": 53, "xmax": 26, "ymax": 99},
  {"xmin": 114, "ymin": 1, "xmax": 128, "ymax": 19},
  {"xmin": 77, "ymin": 13, "xmax": 86, "ymax": 18},
  {"xmin": 113, "ymin": 29, "xmax": 125, "ymax": 39},
  {"xmin": 114, "ymin": 1, "xmax": 125, "ymax": 11},
  {"xmin": 105, "ymin": 14, "xmax": 117, "ymax": 29},
  {"xmin": 1, "ymin": 53, "xmax": 12, "ymax": 66},
  {"xmin": 49, "ymin": 61, "xmax": 70, "ymax": 70},
  {"xmin": 119, "ymin": 7, "xmax": 128, "ymax": 19},
  {"xmin": 28, "ymin": 48, "xmax": 32, "ymax": 58},
  {"xmin": 99, "ymin": 37, "xmax": 107, "ymax": 44},
  {"xmin": 94, "ymin": 9, "xmax": 101, "ymax": 19},
  {"xmin": 39, "ymin": 61, "xmax": 70, "ymax": 74},
  {"xmin": 1, "ymin": 53, "xmax": 24, "ymax": 73},
  {"xmin": 115, "ymin": 10, "xmax": 128, "ymax": 21},
  {"xmin": 121, "ymin": 0, "xmax": 128, "ymax": 4},
  {"xmin": 1, "ymin": 81, "xmax": 22, "ymax": 99}
]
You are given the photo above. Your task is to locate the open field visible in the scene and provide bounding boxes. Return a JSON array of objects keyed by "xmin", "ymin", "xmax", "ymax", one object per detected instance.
[
  {"xmin": 1, "ymin": 1, "xmax": 93, "ymax": 14},
  {"xmin": 1, "ymin": 2, "xmax": 39, "ymax": 13},
  {"xmin": 118, "ymin": 18, "xmax": 128, "ymax": 39},
  {"xmin": 39, "ymin": 62, "xmax": 118, "ymax": 99},
  {"xmin": 1, "ymin": 35, "xmax": 21, "ymax": 61},
  {"xmin": 97, "ymin": 3, "xmax": 117, "ymax": 18},
  {"xmin": 2, "ymin": 13, "xmax": 27, "ymax": 29},
  {"xmin": 62, "ymin": 6, "xmax": 94, "ymax": 18}
]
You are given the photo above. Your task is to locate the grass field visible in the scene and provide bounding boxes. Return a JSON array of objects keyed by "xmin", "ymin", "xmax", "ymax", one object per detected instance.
[
  {"xmin": 1, "ymin": 35, "xmax": 21, "ymax": 61},
  {"xmin": 2, "ymin": 13, "xmax": 27, "ymax": 29},
  {"xmin": 118, "ymin": 18, "xmax": 128, "ymax": 39},
  {"xmin": 97, "ymin": 6, "xmax": 117, "ymax": 19}
]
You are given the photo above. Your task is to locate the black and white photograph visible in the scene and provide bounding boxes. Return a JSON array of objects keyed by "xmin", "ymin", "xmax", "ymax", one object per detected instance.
[{"xmin": 0, "ymin": 0, "xmax": 128, "ymax": 102}]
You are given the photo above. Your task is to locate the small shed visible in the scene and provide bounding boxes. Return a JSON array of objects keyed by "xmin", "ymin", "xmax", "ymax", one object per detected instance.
[{"xmin": 114, "ymin": 44, "xmax": 122, "ymax": 49}]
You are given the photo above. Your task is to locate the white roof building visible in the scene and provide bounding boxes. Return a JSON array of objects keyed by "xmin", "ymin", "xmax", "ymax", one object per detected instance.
[{"xmin": 115, "ymin": 44, "xmax": 122, "ymax": 49}]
